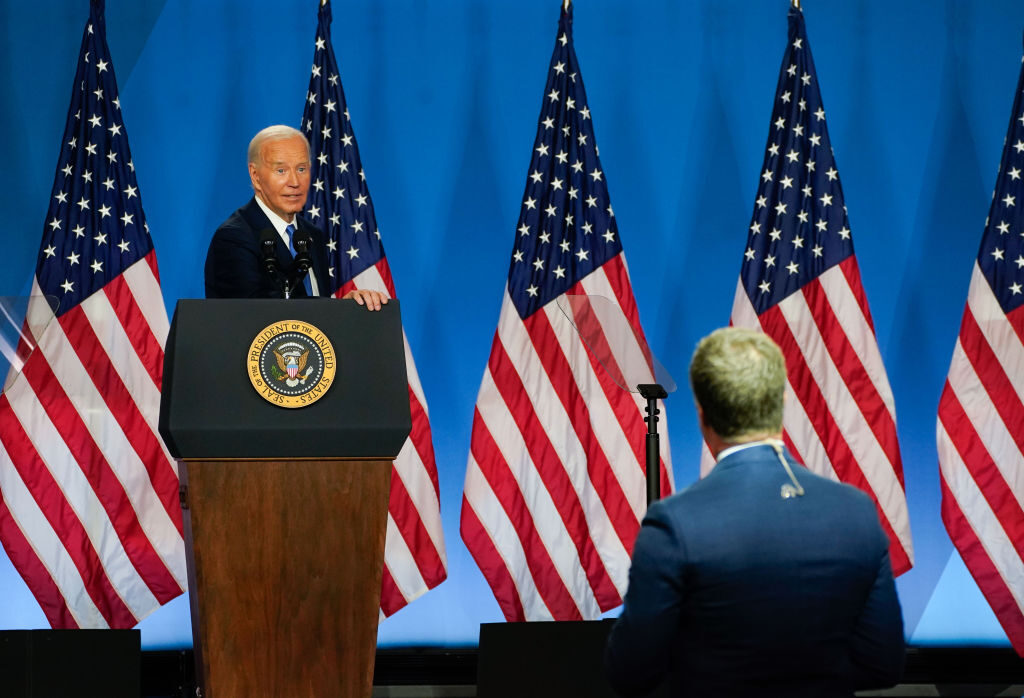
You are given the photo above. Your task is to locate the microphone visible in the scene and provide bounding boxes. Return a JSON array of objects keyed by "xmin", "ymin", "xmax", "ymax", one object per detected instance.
[
  {"xmin": 289, "ymin": 228, "xmax": 314, "ymax": 293},
  {"xmin": 258, "ymin": 228, "xmax": 281, "ymax": 276}
]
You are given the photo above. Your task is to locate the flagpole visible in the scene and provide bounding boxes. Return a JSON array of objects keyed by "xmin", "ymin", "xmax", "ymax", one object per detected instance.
[
  {"xmin": 563, "ymin": 0, "xmax": 571, "ymax": 10},
  {"xmin": 791, "ymin": 0, "xmax": 802, "ymax": 8}
]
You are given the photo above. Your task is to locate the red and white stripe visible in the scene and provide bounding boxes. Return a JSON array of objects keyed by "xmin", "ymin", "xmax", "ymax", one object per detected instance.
[
  {"xmin": 0, "ymin": 253, "xmax": 187, "ymax": 628},
  {"xmin": 938, "ymin": 263, "xmax": 1024, "ymax": 652},
  {"xmin": 725, "ymin": 256, "xmax": 914, "ymax": 575},
  {"xmin": 462, "ymin": 254, "xmax": 672, "ymax": 622},
  {"xmin": 338, "ymin": 258, "xmax": 448, "ymax": 617}
]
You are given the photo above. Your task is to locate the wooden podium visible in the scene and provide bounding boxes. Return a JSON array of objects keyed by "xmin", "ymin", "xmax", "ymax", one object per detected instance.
[{"xmin": 159, "ymin": 299, "xmax": 411, "ymax": 698}]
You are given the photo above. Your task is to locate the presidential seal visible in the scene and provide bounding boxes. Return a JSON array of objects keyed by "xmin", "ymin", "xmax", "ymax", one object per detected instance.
[{"xmin": 247, "ymin": 320, "xmax": 336, "ymax": 408}]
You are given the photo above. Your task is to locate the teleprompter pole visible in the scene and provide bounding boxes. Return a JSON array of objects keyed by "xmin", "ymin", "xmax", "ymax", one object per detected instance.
[{"xmin": 637, "ymin": 383, "xmax": 668, "ymax": 506}]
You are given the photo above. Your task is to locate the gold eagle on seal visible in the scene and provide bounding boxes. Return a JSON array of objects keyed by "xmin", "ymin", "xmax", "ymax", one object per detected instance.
[{"xmin": 273, "ymin": 348, "xmax": 309, "ymax": 381}]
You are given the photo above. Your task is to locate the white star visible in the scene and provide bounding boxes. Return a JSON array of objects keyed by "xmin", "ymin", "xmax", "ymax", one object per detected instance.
[
  {"xmin": 317, "ymin": 152, "xmax": 328, "ymax": 165},
  {"xmin": 768, "ymin": 143, "xmax": 781, "ymax": 158},
  {"xmin": 792, "ymin": 235, "xmax": 804, "ymax": 248},
  {"xmin": 586, "ymin": 195, "xmax": 598, "ymax": 208},
  {"xmin": 816, "ymin": 219, "xmax": 829, "ymax": 232},
  {"xmin": 815, "ymin": 107, "xmax": 825, "ymax": 121},
  {"xmin": 542, "ymin": 117, "xmax": 554, "ymax": 129},
  {"xmin": 775, "ymin": 117, "xmax": 785, "ymax": 130},
  {"xmin": 342, "ymin": 134, "xmax": 354, "ymax": 147},
  {"xmin": 577, "ymin": 133, "xmax": 588, "ymax": 146},
  {"xmin": 118, "ymin": 240, "xmax": 130, "ymax": 253},
  {"xmin": 553, "ymin": 265, "xmax": 566, "ymax": 279},
  {"xmin": 43, "ymin": 245, "xmax": 56, "ymax": 259},
  {"xmin": 553, "ymin": 61, "xmax": 565, "ymax": 74},
  {"xmin": 121, "ymin": 212, "xmax": 134, "ymax": 226},
  {"xmin": 530, "ymin": 170, "xmax": 543, "ymax": 184},
  {"xmin": 801, "ymin": 73, "xmax": 811, "ymax": 85},
  {"xmin": 792, "ymin": 123, "xmax": 804, "ymax": 137},
  {"xmin": 762, "ymin": 169, "xmax": 774, "ymax": 183},
  {"xmin": 94, "ymin": 87, "xmax": 104, "ymax": 101},
  {"xmin": 519, "ymin": 223, "xmax": 531, "ymax": 236},
  {"xmin": 96, "ymin": 59, "xmax": 108, "ymax": 72},
  {"xmin": 103, "ymin": 177, "xmax": 115, "ymax": 190},
  {"xmin": 513, "ymin": 250, "xmax": 524, "ymax": 263},
  {"xmin": 548, "ymin": 89, "xmax": 559, "ymax": 102},
  {"xmin": 346, "ymin": 246, "xmax": 360, "ymax": 259},
  {"xmin": 765, "ymin": 254, "xmax": 776, "ymax": 268},
  {"xmin": 536, "ymin": 143, "xmax": 549, "ymax": 157},
  {"xmin": 66, "ymin": 251, "xmax": 80, "ymax": 266},
  {"xmin": 539, "ymin": 231, "xmax": 552, "ymax": 244},
  {"xmin": 62, "ymin": 164, "xmax": 72, "ymax": 177},
  {"xmin": 545, "ymin": 204, "xmax": 557, "ymax": 217},
  {"xmin": 786, "ymin": 261, "xmax": 799, "ymax": 275},
  {"xmin": 526, "ymin": 285, "xmax": 539, "ymax": 297},
  {"xmin": 556, "ymin": 150, "xmax": 568, "ymax": 164},
  {"xmin": 325, "ymin": 99, "xmax": 336, "ymax": 112},
  {"xmin": 333, "ymin": 186, "xmax": 345, "ymax": 199},
  {"xmin": 820, "ymin": 193, "xmax": 833, "ymax": 207},
  {"xmin": 802, "ymin": 184, "xmax": 813, "ymax": 197},
  {"xmin": 55, "ymin": 191, "xmax": 68, "ymax": 204},
  {"xmin": 607, "ymin": 204, "xmax": 614, "ymax": 217},
  {"xmin": 812, "ymin": 244, "xmax": 823, "ymax": 257},
  {"xmin": 786, "ymin": 150, "xmax": 800, "ymax": 163},
  {"xmin": 757, "ymin": 195, "xmax": 768, "ymax": 208},
  {"xmin": 321, "ymin": 126, "xmax": 331, "ymax": 140},
  {"xmin": 566, "ymin": 97, "xmax": 575, "ymax": 110},
  {"xmin": 805, "ymin": 159, "xmax": 816, "ymax": 172},
  {"xmin": 355, "ymin": 194, "xmax": 368, "ymax": 207},
  {"xmin": 313, "ymin": 179, "xmax": 324, "ymax": 192},
  {"xmin": 1010, "ymin": 167, "xmax": 1022, "ymax": 181},
  {"xmin": 1015, "ymin": 140, "xmax": 1024, "ymax": 154},
  {"xmin": 559, "ymin": 33, "xmax": 568, "ymax": 46},
  {"xmin": 77, "ymin": 196, "xmax": 90, "ymax": 211},
  {"xmin": 826, "ymin": 167, "xmax": 838, "ymax": 181},
  {"xmin": 551, "ymin": 178, "xmax": 563, "ymax": 191},
  {"xmin": 307, "ymin": 91, "xmax": 317, "ymax": 105},
  {"xmin": 750, "ymin": 222, "xmax": 762, "ymax": 235},
  {"xmin": 91, "ymin": 260, "xmax": 103, "ymax": 274},
  {"xmin": 351, "ymin": 220, "xmax": 364, "ymax": 233},
  {"xmin": 780, "ymin": 175, "xmax": 794, "ymax": 189},
  {"xmin": 329, "ymin": 214, "xmax": 340, "ymax": 228},
  {"xmin": 759, "ymin": 280, "xmax": 771, "ymax": 294},
  {"xmin": 337, "ymin": 161, "xmax": 349, "ymax": 173},
  {"xmin": 49, "ymin": 218, "xmax": 61, "ymax": 231},
  {"xmin": 571, "ymin": 161, "xmax": 584, "ymax": 173},
  {"xmin": 107, "ymin": 151, "xmax": 117, "ymax": 164},
  {"xmin": 774, "ymin": 202, "xmax": 787, "ymax": 216},
  {"xmin": 123, "ymin": 185, "xmax": 137, "ymax": 199},
  {"xmin": 788, "ymin": 64, "xmax": 797, "ymax": 76},
  {"xmin": 809, "ymin": 133, "xmax": 821, "ymax": 147},
  {"xmin": 603, "ymin": 229, "xmax": 615, "ymax": 243},
  {"xmin": 781, "ymin": 90, "xmax": 792, "ymax": 103},
  {"xmin": 1004, "ymin": 194, "xmax": 1016, "ymax": 207},
  {"xmin": 533, "ymin": 258, "xmax": 545, "ymax": 271},
  {"xmin": 524, "ymin": 197, "xmax": 537, "ymax": 210},
  {"xmin": 94, "ymin": 231, "xmax": 107, "ymax": 245},
  {"xmin": 838, "ymin": 226, "xmax": 851, "ymax": 239},
  {"xmin": 568, "ymin": 187, "xmax": 579, "ymax": 200},
  {"xmin": 61, "ymin": 280, "xmax": 74, "ymax": 293},
  {"xmin": 992, "ymin": 247, "xmax": 1005, "ymax": 261},
  {"xmin": 1011, "ymin": 282, "xmax": 1023, "ymax": 295},
  {"xmin": 85, "ymin": 143, "xmax": 97, "ymax": 156},
  {"xmin": 793, "ymin": 37, "xmax": 803, "ymax": 49},
  {"xmin": 1015, "ymin": 254, "xmax": 1024, "ymax": 269},
  {"xmin": 745, "ymin": 248, "xmax": 756, "ymax": 261},
  {"xmin": 89, "ymin": 114, "xmax": 102, "ymax": 128},
  {"xmin": 113, "ymin": 97, "xmax": 120, "ymax": 110},
  {"xmin": 576, "ymin": 248, "xmax": 589, "ymax": 262},
  {"xmin": 581, "ymin": 106, "xmax": 591, "ymax": 120},
  {"xmin": 560, "ymin": 239, "xmax": 571, "ymax": 253},
  {"xmin": 769, "ymin": 228, "xmax": 782, "ymax": 241},
  {"xmin": 316, "ymin": 37, "xmax": 326, "ymax": 50},
  {"xmin": 68, "ymin": 137, "xmax": 77, "ymax": 149},
  {"xmin": 798, "ymin": 210, "xmax": 809, "ymax": 224},
  {"xmin": 73, "ymin": 224, "xmax": 85, "ymax": 238}
]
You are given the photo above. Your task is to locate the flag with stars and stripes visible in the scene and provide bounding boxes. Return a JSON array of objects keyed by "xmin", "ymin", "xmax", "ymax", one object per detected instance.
[
  {"xmin": 725, "ymin": 7, "xmax": 913, "ymax": 575},
  {"xmin": 937, "ymin": 36, "xmax": 1024, "ymax": 655},
  {"xmin": 460, "ymin": 4, "xmax": 673, "ymax": 622},
  {"xmin": 300, "ymin": 0, "xmax": 446, "ymax": 617},
  {"xmin": 0, "ymin": 0, "xmax": 186, "ymax": 628}
]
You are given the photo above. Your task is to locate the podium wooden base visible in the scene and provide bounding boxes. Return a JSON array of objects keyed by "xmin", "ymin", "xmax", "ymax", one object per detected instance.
[{"xmin": 181, "ymin": 458, "xmax": 391, "ymax": 698}]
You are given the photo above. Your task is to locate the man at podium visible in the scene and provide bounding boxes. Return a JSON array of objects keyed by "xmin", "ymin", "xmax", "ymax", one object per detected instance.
[{"xmin": 205, "ymin": 124, "xmax": 385, "ymax": 310}]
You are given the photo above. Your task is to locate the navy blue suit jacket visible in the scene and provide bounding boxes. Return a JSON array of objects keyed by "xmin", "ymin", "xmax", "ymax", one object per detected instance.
[
  {"xmin": 605, "ymin": 444, "xmax": 904, "ymax": 697},
  {"xmin": 204, "ymin": 197, "xmax": 331, "ymax": 299}
]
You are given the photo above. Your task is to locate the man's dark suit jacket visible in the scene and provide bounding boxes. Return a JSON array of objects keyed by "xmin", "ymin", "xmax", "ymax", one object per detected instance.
[
  {"xmin": 204, "ymin": 197, "xmax": 331, "ymax": 298},
  {"xmin": 605, "ymin": 443, "xmax": 905, "ymax": 697}
]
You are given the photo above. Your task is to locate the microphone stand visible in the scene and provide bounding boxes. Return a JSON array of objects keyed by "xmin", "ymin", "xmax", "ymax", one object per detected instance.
[{"xmin": 637, "ymin": 383, "xmax": 667, "ymax": 506}]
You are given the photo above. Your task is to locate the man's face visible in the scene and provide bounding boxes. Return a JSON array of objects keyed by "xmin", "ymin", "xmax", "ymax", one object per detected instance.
[{"xmin": 249, "ymin": 135, "xmax": 311, "ymax": 221}]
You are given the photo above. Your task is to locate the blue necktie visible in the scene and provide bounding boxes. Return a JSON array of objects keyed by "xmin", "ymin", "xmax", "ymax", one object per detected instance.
[{"xmin": 285, "ymin": 224, "xmax": 314, "ymax": 297}]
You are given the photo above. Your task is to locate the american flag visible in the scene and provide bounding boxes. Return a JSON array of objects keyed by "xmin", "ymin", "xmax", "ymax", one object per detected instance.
[
  {"xmin": 937, "ymin": 40, "xmax": 1024, "ymax": 655},
  {"xmin": 460, "ymin": 3, "xmax": 672, "ymax": 622},
  {"xmin": 0, "ymin": 0, "xmax": 186, "ymax": 628},
  {"xmin": 300, "ymin": 0, "xmax": 447, "ymax": 617},
  {"xmin": 724, "ymin": 7, "xmax": 913, "ymax": 575}
]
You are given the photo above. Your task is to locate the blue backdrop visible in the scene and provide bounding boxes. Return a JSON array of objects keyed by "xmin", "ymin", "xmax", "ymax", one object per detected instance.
[{"xmin": 1, "ymin": 0, "xmax": 1021, "ymax": 649}]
